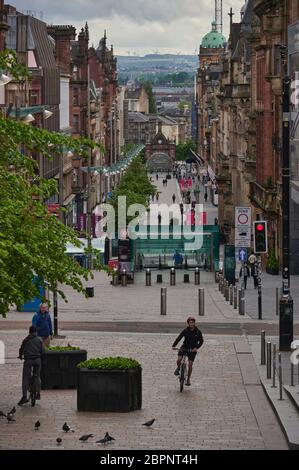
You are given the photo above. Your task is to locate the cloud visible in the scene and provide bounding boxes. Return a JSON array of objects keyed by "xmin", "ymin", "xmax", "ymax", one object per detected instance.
[{"xmin": 10, "ymin": 0, "xmax": 245, "ymax": 53}]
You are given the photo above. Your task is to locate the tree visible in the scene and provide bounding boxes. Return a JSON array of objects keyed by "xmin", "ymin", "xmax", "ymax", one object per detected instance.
[
  {"xmin": 0, "ymin": 50, "xmax": 104, "ymax": 317},
  {"xmin": 109, "ymin": 157, "xmax": 156, "ymax": 226},
  {"xmin": 175, "ymin": 140, "xmax": 196, "ymax": 160}
]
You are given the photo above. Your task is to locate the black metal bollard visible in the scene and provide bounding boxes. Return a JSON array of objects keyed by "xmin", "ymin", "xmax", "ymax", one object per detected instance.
[
  {"xmin": 170, "ymin": 267, "xmax": 176, "ymax": 286},
  {"xmin": 157, "ymin": 274, "xmax": 163, "ymax": 283},
  {"xmin": 267, "ymin": 342, "xmax": 272, "ymax": 379},
  {"xmin": 195, "ymin": 267, "xmax": 200, "ymax": 285},
  {"xmin": 229, "ymin": 285, "xmax": 233, "ymax": 305},
  {"xmin": 121, "ymin": 269, "xmax": 127, "ymax": 287},
  {"xmin": 161, "ymin": 287, "xmax": 167, "ymax": 315},
  {"xmin": 233, "ymin": 286, "xmax": 238, "ymax": 309},
  {"xmin": 278, "ymin": 353, "xmax": 283, "ymax": 400},
  {"xmin": 272, "ymin": 344, "xmax": 277, "ymax": 388},
  {"xmin": 184, "ymin": 274, "xmax": 190, "ymax": 283},
  {"xmin": 261, "ymin": 330, "xmax": 266, "ymax": 365},
  {"xmin": 198, "ymin": 288, "xmax": 205, "ymax": 316},
  {"xmin": 146, "ymin": 268, "xmax": 151, "ymax": 286}
]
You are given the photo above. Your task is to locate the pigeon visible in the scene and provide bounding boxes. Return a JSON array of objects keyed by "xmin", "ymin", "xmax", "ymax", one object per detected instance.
[
  {"xmin": 96, "ymin": 436, "xmax": 109, "ymax": 445},
  {"xmin": 34, "ymin": 420, "xmax": 41, "ymax": 430},
  {"xmin": 8, "ymin": 407, "xmax": 16, "ymax": 416},
  {"xmin": 142, "ymin": 418, "xmax": 155, "ymax": 427},
  {"xmin": 105, "ymin": 432, "xmax": 115, "ymax": 442},
  {"xmin": 62, "ymin": 422, "xmax": 74, "ymax": 433},
  {"xmin": 79, "ymin": 434, "xmax": 93, "ymax": 442},
  {"xmin": 56, "ymin": 438, "xmax": 62, "ymax": 445},
  {"xmin": 7, "ymin": 414, "xmax": 15, "ymax": 423},
  {"xmin": 0, "ymin": 410, "xmax": 7, "ymax": 418}
]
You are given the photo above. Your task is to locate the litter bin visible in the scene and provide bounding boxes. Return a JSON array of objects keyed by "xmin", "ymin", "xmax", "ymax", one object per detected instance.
[{"xmin": 86, "ymin": 287, "xmax": 94, "ymax": 298}]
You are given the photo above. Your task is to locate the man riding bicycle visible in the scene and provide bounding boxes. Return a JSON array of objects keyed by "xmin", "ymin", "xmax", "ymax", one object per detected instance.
[
  {"xmin": 18, "ymin": 326, "xmax": 45, "ymax": 406},
  {"xmin": 172, "ymin": 317, "xmax": 203, "ymax": 386}
]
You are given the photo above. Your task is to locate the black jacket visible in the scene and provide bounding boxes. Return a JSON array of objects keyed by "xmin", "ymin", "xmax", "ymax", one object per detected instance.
[
  {"xmin": 172, "ymin": 327, "xmax": 204, "ymax": 350},
  {"xmin": 19, "ymin": 333, "xmax": 45, "ymax": 360}
]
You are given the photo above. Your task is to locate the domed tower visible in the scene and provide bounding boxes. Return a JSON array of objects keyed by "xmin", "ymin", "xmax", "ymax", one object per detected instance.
[{"xmin": 199, "ymin": 21, "xmax": 226, "ymax": 68}]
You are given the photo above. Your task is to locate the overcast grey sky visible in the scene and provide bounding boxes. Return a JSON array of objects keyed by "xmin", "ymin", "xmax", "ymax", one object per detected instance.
[{"xmin": 10, "ymin": 0, "xmax": 245, "ymax": 55}]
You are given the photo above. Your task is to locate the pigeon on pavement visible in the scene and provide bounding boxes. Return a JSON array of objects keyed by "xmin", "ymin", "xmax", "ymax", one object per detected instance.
[
  {"xmin": 62, "ymin": 422, "xmax": 74, "ymax": 433},
  {"xmin": 79, "ymin": 434, "xmax": 93, "ymax": 442},
  {"xmin": 142, "ymin": 418, "xmax": 155, "ymax": 427},
  {"xmin": 34, "ymin": 420, "xmax": 41, "ymax": 430},
  {"xmin": 105, "ymin": 432, "xmax": 115, "ymax": 442},
  {"xmin": 97, "ymin": 432, "xmax": 115, "ymax": 445},
  {"xmin": 56, "ymin": 438, "xmax": 62, "ymax": 445}
]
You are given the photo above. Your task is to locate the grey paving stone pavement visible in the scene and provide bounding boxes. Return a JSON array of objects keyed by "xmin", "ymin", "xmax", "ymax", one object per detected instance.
[{"xmin": 0, "ymin": 331, "xmax": 288, "ymax": 450}]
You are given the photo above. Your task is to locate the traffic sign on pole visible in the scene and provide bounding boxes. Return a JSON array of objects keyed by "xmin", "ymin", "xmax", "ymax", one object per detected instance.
[
  {"xmin": 238, "ymin": 248, "xmax": 248, "ymax": 262},
  {"xmin": 235, "ymin": 207, "xmax": 252, "ymax": 248}
]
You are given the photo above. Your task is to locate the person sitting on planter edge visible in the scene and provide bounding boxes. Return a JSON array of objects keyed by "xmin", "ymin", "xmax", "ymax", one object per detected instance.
[
  {"xmin": 18, "ymin": 326, "xmax": 45, "ymax": 405},
  {"xmin": 32, "ymin": 303, "xmax": 53, "ymax": 347}
]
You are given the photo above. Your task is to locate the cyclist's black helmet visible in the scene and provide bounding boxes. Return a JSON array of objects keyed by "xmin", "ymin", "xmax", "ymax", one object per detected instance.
[{"xmin": 187, "ymin": 316, "xmax": 196, "ymax": 324}]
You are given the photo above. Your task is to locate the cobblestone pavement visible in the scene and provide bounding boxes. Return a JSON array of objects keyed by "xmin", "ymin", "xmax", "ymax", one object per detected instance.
[{"xmin": 0, "ymin": 330, "xmax": 288, "ymax": 450}]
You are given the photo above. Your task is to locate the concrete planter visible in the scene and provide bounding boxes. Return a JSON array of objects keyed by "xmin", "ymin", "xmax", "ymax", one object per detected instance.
[
  {"xmin": 41, "ymin": 350, "xmax": 87, "ymax": 389},
  {"xmin": 77, "ymin": 367, "xmax": 142, "ymax": 412}
]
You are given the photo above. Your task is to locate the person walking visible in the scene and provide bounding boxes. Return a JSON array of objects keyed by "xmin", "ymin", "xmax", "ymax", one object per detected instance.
[
  {"xmin": 239, "ymin": 263, "xmax": 250, "ymax": 289},
  {"xmin": 172, "ymin": 193, "xmax": 176, "ymax": 204},
  {"xmin": 251, "ymin": 261, "xmax": 259, "ymax": 289},
  {"xmin": 204, "ymin": 192, "xmax": 208, "ymax": 202},
  {"xmin": 32, "ymin": 303, "xmax": 53, "ymax": 347}
]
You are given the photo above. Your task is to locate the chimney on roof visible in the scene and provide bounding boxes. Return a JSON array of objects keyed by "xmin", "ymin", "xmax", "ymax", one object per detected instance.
[{"xmin": 47, "ymin": 25, "xmax": 76, "ymax": 73}]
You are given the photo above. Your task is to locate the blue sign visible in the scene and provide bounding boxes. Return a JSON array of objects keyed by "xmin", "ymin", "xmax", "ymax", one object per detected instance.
[{"xmin": 239, "ymin": 248, "xmax": 247, "ymax": 262}]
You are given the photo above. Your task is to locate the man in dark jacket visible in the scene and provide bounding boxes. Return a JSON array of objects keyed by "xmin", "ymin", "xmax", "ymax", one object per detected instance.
[
  {"xmin": 32, "ymin": 303, "xmax": 53, "ymax": 346},
  {"xmin": 18, "ymin": 326, "xmax": 45, "ymax": 406},
  {"xmin": 239, "ymin": 263, "xmax": 250, "ymax": 289},
  {"xmin": 172, "ymin": 317, "xmax": 204, "ymax": 386}
]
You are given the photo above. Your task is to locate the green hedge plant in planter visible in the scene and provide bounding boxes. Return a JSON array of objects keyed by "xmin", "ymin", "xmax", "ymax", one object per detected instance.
[
  {"xmin": 41, "ymin": 345, "xmax": 87, "ymax": 390},
  {"xmin": 77, "ymin": 357, "xmax": 142, "ymax": 412},
  {"xmin": 266, "ymin": 248, "xmax": 279, "ymax": 275}
]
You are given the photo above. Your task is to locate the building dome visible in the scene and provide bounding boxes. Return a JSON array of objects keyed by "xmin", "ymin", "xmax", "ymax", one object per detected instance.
[{"xmin": 201, "ymin": 21, "xmax": 226, "ymax": 49}]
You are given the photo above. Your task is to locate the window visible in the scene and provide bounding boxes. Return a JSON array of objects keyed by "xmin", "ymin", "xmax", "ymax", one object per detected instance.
[
  {"xmin": 73, "ymin": 114, "xmax": 79, "ymax": 132},
  {"xmin": 73, "ymin": 88, "xmax": 79, "ymax": 106}
]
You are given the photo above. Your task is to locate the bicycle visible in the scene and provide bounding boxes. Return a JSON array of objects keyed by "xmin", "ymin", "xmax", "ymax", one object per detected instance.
[
  {"xmin": 28, "ymin": 365, "xmax": 39, "ymax": 407},
  {"xmin": 18, "ymin": 357, "xmax": 40, "ymax": 407},
  {"xmin": 173, "ymin": 348, "xmax": 192, "ymax": 392}
]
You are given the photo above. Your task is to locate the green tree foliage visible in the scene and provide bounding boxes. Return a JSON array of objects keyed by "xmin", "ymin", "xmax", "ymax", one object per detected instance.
[
  {"xmin": 0, "ymin": 50, "xmax": 105, "ymax": 317},
  {"xmin": 175, "ymin": 140, "xmax": 196, "ymax": 161},
  {"xmin": 109, "ymin": 157, "xmax": 156, "ymax": 226},
  {"xmin": 142, "ymin": 81, "xmax": 157, "ymax": 113}
]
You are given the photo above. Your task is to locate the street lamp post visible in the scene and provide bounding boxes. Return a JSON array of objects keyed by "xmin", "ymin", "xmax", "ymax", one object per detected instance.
[
  {"xmin": 279, "ymin": 74, "xmax": 293, "ymax": 351},
  {"xmin": 87, "ymin": 63, "xmax": 93, "ymax": 270}
]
